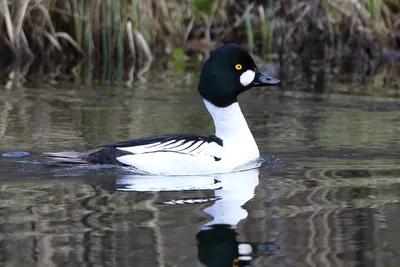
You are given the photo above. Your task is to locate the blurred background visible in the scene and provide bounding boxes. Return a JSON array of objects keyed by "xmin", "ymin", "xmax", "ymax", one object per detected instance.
[
  {"xmin": 1, "ymin": 1, "xmax": 400, "ymax": 267},
  {"xmin": 0, "ymin": 0, "xmax": 399, "ymax": 92}
]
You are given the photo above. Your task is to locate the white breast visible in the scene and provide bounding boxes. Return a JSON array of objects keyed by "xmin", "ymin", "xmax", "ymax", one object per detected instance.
[{"xmin": 204, "ymin": 100, "xmax": 259, "ymax": 165}]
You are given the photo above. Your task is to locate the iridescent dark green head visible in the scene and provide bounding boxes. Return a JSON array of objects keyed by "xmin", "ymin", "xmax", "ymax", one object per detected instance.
[{"xmin": 198, "ymin": 43, "xmax": 281, "ymax": 108}]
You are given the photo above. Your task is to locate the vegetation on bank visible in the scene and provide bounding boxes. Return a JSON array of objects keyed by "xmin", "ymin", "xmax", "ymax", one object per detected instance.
[{"xmin": 0, "ymin": 0, "xmax": 399, "ymax": 92}]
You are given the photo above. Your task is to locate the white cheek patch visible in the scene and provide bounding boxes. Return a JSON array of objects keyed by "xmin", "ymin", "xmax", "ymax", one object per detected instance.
[{"xmin": 239, "ymin": 70, "xmax": 255, "ymax": 86}]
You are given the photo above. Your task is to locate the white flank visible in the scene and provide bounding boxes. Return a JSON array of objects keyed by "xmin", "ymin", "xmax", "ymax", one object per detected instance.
[
  {"xmin": 117, "ymin": 150, "xmax": 225, "ymax": 175},
  {"xmin": 239, "ymin": 70, "xmax": 255, "ymax": 86}
]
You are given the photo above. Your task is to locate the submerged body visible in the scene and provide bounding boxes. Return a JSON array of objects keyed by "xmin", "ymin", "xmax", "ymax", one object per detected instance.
[{"xmin": 45, "ymin": 44, "xmax": 280, "ymax": 175}]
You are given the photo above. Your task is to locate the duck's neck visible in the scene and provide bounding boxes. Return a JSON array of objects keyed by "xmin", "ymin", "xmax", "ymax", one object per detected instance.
[{"xmin": 204, "ymin": 100, "xmax": 257, "ymax": 148}]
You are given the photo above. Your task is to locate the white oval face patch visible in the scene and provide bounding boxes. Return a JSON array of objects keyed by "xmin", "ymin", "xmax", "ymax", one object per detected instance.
[{"xmin": 239, "ymin": 70, "xmax": 255, "ymax": 86}]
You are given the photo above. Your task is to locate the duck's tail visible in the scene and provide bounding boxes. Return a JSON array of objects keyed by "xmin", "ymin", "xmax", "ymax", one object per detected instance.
[{"xmin": 44, "ymin": 151, "xmax": 89, "ymax": 164}]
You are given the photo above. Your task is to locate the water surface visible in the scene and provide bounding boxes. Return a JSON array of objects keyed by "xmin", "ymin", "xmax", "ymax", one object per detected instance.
[{"xmin": 1, "ymin": 72, "xmax": 400, "ymax": 266}]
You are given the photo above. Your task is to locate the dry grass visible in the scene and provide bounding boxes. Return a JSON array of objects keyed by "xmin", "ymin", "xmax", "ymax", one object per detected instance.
[{"xmin": 0, "ymin": 0, "xmax": 398, "ymax": 91}]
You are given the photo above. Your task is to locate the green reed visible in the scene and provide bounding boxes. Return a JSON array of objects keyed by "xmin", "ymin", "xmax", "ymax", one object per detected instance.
[
  {"xmin": 245, "ymin": 3, "xmax": 255, "ymax": 53},
  {"xmin": 100, "ymin": 0, "xmax": 109, "ymax": 83},
  {"xmin": 0, "ymin": 0, "xmax": 397, "ymax": 87},
  {"xmin": 114, "ymin": 0, "xmax": 124, "ymax": 85},
  {"xmin": 366, "ymin": 0, "xmax": 383, "ymax": 19},
  {"xmin": 260, "ymin": 0, "xmax": 274, "ymax": 58}
]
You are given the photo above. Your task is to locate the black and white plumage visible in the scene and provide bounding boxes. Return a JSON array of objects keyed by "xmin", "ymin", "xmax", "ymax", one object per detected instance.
[
  {"xmin": 110, "ymin": 133, "xmax": 223, "ymax": 158},
  {"xmin": 45, "ymin": 134, "xmax": 225, "ymax": 175},
  {"xmin": 45, "ymin": 43, "xmax": 281, "ymax": 175}
]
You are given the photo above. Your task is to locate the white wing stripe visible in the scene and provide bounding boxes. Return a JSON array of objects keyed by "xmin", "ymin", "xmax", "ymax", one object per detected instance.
[
  {"xmin": 170, "ymin": 141, "xmax": 196, "ymax": 152},
  {"xmin": 116, "ymin": 138, "xmax": 222, "ymax": 159},
  {"xmin": 191, "ymin": 144, "xmax": 209, "ymax": 155},
  {"xmin": 162, "ymin": 140, "xmax": 185, "ymax": 149},
  {"xmin": 117, "ymin": 139, "xmax": 181, "ymax": 154},
  {"xmin": 138, "ymin": 142, "xmax": 162, "ymax": 149},
  {"xmin": 186, "ymin": 141, "xmax": 206, "ymax": 153},
  {"xmin": 160, "ymin": 140, "xmax": 177, "ymax": 146}
]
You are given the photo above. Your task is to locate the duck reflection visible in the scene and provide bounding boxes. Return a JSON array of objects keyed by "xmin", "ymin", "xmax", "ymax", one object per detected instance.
[{"xmin": 116, "ymin": 165, "xmax": 279, "ymax": 266}]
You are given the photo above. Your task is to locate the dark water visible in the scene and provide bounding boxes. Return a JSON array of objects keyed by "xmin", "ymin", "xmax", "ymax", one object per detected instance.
[{"xmin": 1, "ymin": 72, "xmax": 400, "ymax": 267}]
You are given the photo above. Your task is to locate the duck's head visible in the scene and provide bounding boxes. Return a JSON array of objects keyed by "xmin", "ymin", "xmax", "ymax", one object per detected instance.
[{"xmin": 198, "ymin": 43, "xmax": 281, "ymax": 108}]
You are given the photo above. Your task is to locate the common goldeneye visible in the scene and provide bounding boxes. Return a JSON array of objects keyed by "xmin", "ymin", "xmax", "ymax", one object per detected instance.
[{"xmin": 45, "ymin": 43, "xmax": 281, "ymax": 175}]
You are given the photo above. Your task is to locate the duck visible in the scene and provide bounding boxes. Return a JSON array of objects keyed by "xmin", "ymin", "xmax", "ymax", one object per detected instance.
[{"xmin": 45, "ymin": 43, "xmax": 281, "ymax": 175}]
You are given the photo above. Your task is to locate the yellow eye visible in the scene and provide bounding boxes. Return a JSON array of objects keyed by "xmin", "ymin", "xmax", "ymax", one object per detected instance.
[{"xmin": 235, "ymin": 64, "xmax": 242, "ymax": 70}]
